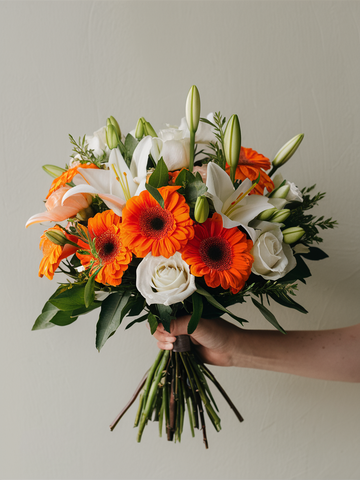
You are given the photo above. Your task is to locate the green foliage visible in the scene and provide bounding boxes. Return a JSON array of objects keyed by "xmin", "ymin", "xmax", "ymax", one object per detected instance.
[
  {"xmin": 199, "ymin": 112, "xmax": 227, "ymax": 170},
  {"xmin": 284, "ymin": 185, "xmax": 338, "ymax": 245},
  {"xmin": 96, "ymin": 291, "xmax": 132, "ymax": 351},
  {"xmin": 145, "ymin": 183, "xmax": 164, "ymax": 208},
  {"xmin": 148, "ymin": 158, "xmax": 169, "ymax": 188},
  {"xmin": 174, "ymin": 168, "xmax": 207, "ymax": 207},
  {"xmin": 69, "ymin": 134, "xmax": 108, "ymax": 167}
]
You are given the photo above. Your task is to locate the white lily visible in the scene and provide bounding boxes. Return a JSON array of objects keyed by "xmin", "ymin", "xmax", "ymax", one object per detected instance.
[
  {"xmin": 206, "ymin": 162, "xmax": 271, "ymax": 240},
  {"xmin": 62, "ymin": 145, "xmax": 147, "ymax": 216}
]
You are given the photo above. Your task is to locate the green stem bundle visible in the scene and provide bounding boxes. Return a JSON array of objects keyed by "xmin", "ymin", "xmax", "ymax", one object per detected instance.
[{"xmin": 110, "ymin": 339, "xmax": 244, "ymax": 449}]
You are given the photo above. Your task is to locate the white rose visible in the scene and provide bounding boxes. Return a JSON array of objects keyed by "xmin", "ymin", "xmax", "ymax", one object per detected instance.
[
  {"xmin": 86, "ymin": 126, "xmax": 109, "ymax": 158},
  {"xmin": 136, "ymin": 252, "xmax": 196, "ymax": 306},
  {"xmin": 251, "ymin": 222, "xmax": 296, "ymax": 280},
  {"xmin": 151, "ymin": 135, "xmax": 190, "ymax": 171},
  {"xmin": 273, "ymin": 173, "xmax": 303, "ymax": 203}
]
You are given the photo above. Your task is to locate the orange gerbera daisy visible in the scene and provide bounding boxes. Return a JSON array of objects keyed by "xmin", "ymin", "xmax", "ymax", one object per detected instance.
[
  {"xmin": 120, "ymin": 186, "xmax": 194, "ymax": 258},
  {"xmin": 181, "ymin": 213, "xmax": 253, "ymax": 294},
  {"xmin": 76, "ymin": 210, "xmax": 132, "ymax": 287},
  {"xmin": 39, "ymin": 226, "xmax": 78, "ymax": 280},
  {"xmin": 226, "ymin": 147, "xmax": 274, "ymax": 195},
  {"xmin": 46, "ymin": 163, "xmax": 99, "ymax": 199}
]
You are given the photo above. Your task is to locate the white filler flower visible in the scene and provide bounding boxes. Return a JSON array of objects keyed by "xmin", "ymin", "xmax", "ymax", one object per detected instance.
[{"xmin": 136, "ymin": 252, "xmax": 196, "ymax": 306}]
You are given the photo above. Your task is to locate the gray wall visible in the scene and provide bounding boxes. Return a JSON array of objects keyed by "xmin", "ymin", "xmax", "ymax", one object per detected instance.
[{"xmin": 1, "ymin": 1, "xmax": 360, "ymax": 479}]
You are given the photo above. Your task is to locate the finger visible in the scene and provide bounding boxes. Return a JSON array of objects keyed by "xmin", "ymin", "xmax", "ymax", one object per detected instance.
[{"xmin": 157, "ymin": 341, "xmax": 174, "ymax": 351}]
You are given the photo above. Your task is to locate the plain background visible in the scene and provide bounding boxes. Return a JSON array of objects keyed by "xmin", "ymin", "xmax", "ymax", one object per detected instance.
[{"xmin": 1, "ymin": 1, "xmax": 360, "ymax": 479}]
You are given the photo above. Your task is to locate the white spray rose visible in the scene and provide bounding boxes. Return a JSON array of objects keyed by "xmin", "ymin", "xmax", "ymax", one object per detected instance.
[
  {"xmin": 251, "ymin": 222, "xmax": 296, "ymax": 280},
  {"xmin": 136, "ymin": 252, "xmax": 196, "ymax": 306},
  {"xmin": 273, "ymin": 173, "xmax": 303, "ymax": 203},
  {"xmin": 150, "ymin": 127, "xmax": 190, "ymax": 171}
]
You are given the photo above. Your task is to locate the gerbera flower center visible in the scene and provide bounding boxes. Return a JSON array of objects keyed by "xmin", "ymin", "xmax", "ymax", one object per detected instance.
[
  {"xmin": 199, "ymin": 237, "xmax": 233, "ymax": 271},
  {"xmin": 139, "ymin": 206, "xmax": 175, "ymax": 239},
  {"xmin": 95, "ymin": 231, "xmax": 121, "ymax": 265}
]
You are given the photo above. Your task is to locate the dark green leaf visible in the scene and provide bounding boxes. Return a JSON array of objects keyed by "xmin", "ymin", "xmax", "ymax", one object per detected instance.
[
  {"xmin": 126, "ymin": 296, "xmax": 146, "ymax": 317},
  {"xmin": 279, "ymin": 255, "xmax": 312, "ymax": 284},
  {"xmin": 156, "ymin": 304, "xmax": 174, "ymax": 332},
  {"xmin": 32, "ymin": 301, "xmax": 58, "ymax": 330},
  {"xmin": 125, "ymin": 313, "xmax": 149, "ymax": 330},
  {"xmin": 95, "ymin": 291, "xmax": 131, "ymax": 351},
  {"xmin": 148, "ymin": 312, "xmax": 159, "ymax": 335},
  {"xmin": 72, "ymin": 301, "xmax": 102, "ymax": 316},
  {"xmin": 124, "ymin": 133, "xmax": 138, "ymax": 160},
  {"xmin": 299, "ymin": 246, "xmax": 329, "ymax": 261},
  {"xmin": 251, "ymin": 298, "xmax": 286, "ymax": 334},
  {"xmin": 84, "ymin": 274, "xmax": 96, "ymax": 308},
  {"xmin": 50, "ymin": 311, "xmax": 78, "ymax": 327},
  {"xmin": 119, "ymin": 295, "xmax": 143, "ymax": 322},
  {"xmin": 268, "ymin": 291, "xmax": 308, "ymax": 314},
  {"xmin": 145, "ymin": 183, "xmax": 164, "ymax": 208},
  {"xmin": 174, "ymin": 168, "xmax": 196, "ymax": 187},
  {"xmin": 49, "ymin": 284, "xmax": 86, "ymax": 311},
  {"xmin": 196, "ymin": 286, "xmax": 248, "ymax": 324},
  {"xmin": 184, "ymin": 181, "xmax": 207, "ymax": 206},
  {"xmin": 187, "ymin": 292, "xmax": 203, "ymax": 334},
  {"xmin": 148, "ymin": 157, "xmax": 169, "ymax": 188}
]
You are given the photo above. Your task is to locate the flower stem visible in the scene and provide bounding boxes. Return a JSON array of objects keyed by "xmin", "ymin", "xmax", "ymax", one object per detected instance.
[
  {"xmin": 189, "ymin": 130, "xmax": 195, "ymax": 172},
  {"xmin": 137, "ymin": 350, "xmax": 170, "ymax": 442}
]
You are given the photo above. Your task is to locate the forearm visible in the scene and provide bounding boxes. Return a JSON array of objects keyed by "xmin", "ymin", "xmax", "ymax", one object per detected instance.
[{"xmin": 231, "ymin": 324, "xmax": 360, "ymax": 382}]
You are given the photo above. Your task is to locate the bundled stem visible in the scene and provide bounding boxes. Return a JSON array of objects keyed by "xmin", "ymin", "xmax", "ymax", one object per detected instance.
[{"xmin": 111, "ymin": 338, "xmax": 244, "ymax": 448}]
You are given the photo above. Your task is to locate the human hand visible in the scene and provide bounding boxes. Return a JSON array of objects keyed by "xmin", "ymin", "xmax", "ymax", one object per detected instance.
[{"xmin": 153, "ymin": 315, "xmax": 242, "ymax": 367}]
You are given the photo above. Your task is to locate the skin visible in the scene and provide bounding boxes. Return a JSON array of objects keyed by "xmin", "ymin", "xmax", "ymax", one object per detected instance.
[{"xmin": 154, "ymin": 317, "xmax": 360, "ymax": 383}]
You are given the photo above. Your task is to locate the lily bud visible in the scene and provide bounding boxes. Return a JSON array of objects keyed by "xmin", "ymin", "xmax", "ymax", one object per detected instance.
[
  {"xmin": 282, "ymin": 226, "xmax": 305, "ymax": 244},
  {"xmin": 270, "ymin": 184, "xmax": 290, "ymax": 199},
  {"xmin": 45, "ymin": 230, "xmax": 68, "ymax": 246},
  {"xmin": 272, "ymin": 133, "xmax": 304, "ymax": 168},
  {"xmin": 194, "ymin": 196, "xmax": 209, "ymax": 223},
  {"xmin": 42, "ymin": 164, "xmax": 66, "ymax": 179},
  {"xmin": 257, "ymin": 207, "xmax": 277, "ymax": 221},
  {"xmin": 135, "ymin": 118, "xmax": 144, "ymax": 140},
  {"xmin": 270, "ymin": 209, "xmax": 291, "ymax": 223},
  {"xmin": 224, "ymin": 114, "xmax": 241, "ymax": 183},
  {"xmin": 106, "ymin": 124, "xmax": 120, "ymax": 150},
  {"xmin": 143, "ymin": 119, "xmax": 157, "ymax": 137},
  {"xmin": 107, "ymin": 116, "xmax": 122, "ymax": 139},
  {"xmin": 185, "ymin": 85, "xmax": 201, "ymax": 133}
]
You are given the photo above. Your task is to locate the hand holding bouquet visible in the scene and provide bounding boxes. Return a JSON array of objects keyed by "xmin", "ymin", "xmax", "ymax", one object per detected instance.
[{"xmin": 27, "ymin": 86, "xmax": 336, "ymax": 448}]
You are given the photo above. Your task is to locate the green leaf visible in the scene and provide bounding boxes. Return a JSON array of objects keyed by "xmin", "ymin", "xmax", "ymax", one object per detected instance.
[
  {"xmin": 32, "ymin": 302, "xmax": 58, "ymax": 330},
  {"xmin": 299, "ymin": 246, "xmax": 329, "ymax": 261},
  {"xmin": 251, "ymin": 298, "xmax": 286, "ymax": 334},
  {"xmin": 187, "ymin": 292, "xmax": 203, "ymax": 334},
  {"xmin": 49, "ymin": 284, "xmax": 86, "ymax": 311},
  {"xmin": 72, "ymin": 301, "xmax": 102, "ymax": 316},
  {"xmin": 124, "ymin": 133, "xmax": 138, "ymax": 160},
  {"xmin": 148, "ymin": 157, "xmax": 169, "ymax": 188},
  {"xmin": 279, "ymin": 255, "xmax": 312, "ymax": 284},
  {"xmin": 196, "ymin": 286, "xmax": 248, "ymax": 324},
  {"xmin": 156, "ymin": 304, "xmax": 174, "ymax": 332},
  {"xmin": 50, "ymin": 311, "xmax": 78, "ymax": 327},
  {"xmin": 95, "ymin": 291, "xmax": 131, "ymax": 351},
  {"xmin": 268, "ymin": 291, "xmax": 308, "ymax": 314},
  {"xmin": 184, "ymin": 181, "xmax": 207, "ymax": 206},
  {"xmin": 84, "ymin": 275, "xmax": 96, "ymax": 308},
  {"xmin": 145, "ymin": 183, "xmax": 164, "ymax": 208},
  {"xmin": 125, "ymin": 313, "xmax": 149, "ymax": 330},
  {"xmin": 174, "ymin": 168, "xmax": 196, "ymax": 187},
  {"xmin": 148, "ymin": 312, "xmax": 159, "ymax": 335},
  {"xmin": 124, "ymin": 296, "xmax": 145, "ymax": 317}
]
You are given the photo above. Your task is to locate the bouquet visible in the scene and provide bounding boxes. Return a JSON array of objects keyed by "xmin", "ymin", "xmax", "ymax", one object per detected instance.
[{"xmin": 27, "ymin": 86, "xmax": 336, "ymax": 448}]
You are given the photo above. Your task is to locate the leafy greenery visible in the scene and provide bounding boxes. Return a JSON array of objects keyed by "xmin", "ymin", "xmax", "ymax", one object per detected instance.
[
  {"xmin": 69, "ymin": 134, "xmax": 108, "ymax": 168},
  {"xmin": 284, "ymin": 185, "xmax": 338, "ymax": 245},
  {"xmin": 199, "ymin": 112, "xmax": 227, "ymax": 170}
]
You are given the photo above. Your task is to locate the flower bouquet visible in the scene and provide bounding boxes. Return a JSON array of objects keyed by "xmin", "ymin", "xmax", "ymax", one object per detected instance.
[{"xmin": 27, "ymin": 86, "xmax": 336, "ymax": 448}]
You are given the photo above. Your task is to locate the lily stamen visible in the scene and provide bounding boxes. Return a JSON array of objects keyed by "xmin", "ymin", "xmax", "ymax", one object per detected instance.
[{"xmin": 111, "ymin": 164, "xmax": 131, "ymax": 202}]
